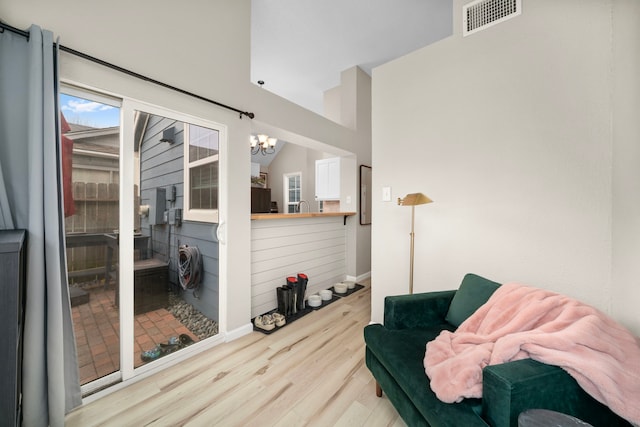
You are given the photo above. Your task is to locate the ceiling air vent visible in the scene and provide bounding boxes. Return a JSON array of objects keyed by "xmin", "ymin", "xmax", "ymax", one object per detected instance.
[{"xmin": 463, "ymin": 0, "xmax": 521, "ymax": 37}]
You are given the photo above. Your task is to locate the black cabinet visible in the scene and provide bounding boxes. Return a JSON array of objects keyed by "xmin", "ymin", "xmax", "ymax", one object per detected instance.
[
  {"xmin": 134, "ymin": 259, "xmax": 169, "ymax": 315},
  {"xmin": 0, "ymin": 229, "xmax": 27, "ymax": 427},
  {"xmin": 115, "ymin": 258, "xmax": 169, "ymax": 314},
  {"xmin": 251, "ymin": 187, "xmax": 272, "ymax": 213}
]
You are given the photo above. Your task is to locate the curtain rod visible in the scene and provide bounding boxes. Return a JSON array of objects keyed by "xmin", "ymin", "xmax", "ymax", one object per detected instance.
[{"xmin": 0, "ymin": 21, "xmax": 255, "ymax": 120}]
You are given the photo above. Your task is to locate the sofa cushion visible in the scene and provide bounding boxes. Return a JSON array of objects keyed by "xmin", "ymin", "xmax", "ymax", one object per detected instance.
[
  {"xmin": 445, "ymin": 273, "xmax": 501, "ymax": 328},
  {"xmin": 364, "ymin": 323, "xmax": 485, "ymax": 425}
]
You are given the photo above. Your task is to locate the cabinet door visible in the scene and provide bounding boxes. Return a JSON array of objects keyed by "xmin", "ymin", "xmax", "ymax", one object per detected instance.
[
  {"xmin": 0, "ymin": 229, "xmax": 26, "ymax": 427},
  {"xmin": 251, "ymin": 187, "xmax": 272, "ymax": 213},
  {"xmin": 315, "ymin": 157, "xmax": 340, "ymax": 200}
]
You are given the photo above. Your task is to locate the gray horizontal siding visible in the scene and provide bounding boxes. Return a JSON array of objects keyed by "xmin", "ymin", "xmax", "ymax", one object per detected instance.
[{"xmin": 139, "ymin": 114, "xmax": 219, "ymax": 321}]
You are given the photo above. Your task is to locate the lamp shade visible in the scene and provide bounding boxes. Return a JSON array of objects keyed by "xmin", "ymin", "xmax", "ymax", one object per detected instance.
[{"xmin": 397, "ymin": 192, "xmax": 433, "ymax": 206}]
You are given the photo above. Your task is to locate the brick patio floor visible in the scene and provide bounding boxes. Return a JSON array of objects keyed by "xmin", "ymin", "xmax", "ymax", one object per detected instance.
[{"xmin": 71, "ymin": 286, "xmax": 198, "ymax": 385}]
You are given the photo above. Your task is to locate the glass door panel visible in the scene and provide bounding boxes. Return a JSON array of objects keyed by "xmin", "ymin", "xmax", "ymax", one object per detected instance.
[
  {"xmin": 61, "ymin": 89, "xmax": 122, "ymax": 389},
  {"xmin": 130, "ymin": 110, "xmax": 220, "ymax": 368},
  {"xmin": 63, "ymin": 89, "xmax": 223, "ymax": 393}
]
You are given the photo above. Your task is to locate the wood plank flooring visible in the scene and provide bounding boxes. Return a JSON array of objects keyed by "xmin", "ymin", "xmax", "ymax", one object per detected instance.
[{"xmin": 65, "ymin": 281, "xmax": 408, "ymax": 427}]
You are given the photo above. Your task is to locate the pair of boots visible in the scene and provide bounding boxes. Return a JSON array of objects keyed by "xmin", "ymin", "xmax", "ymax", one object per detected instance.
[{"xmin": 277, "ymin": 273, "xmax": 308, "ymax": 317}]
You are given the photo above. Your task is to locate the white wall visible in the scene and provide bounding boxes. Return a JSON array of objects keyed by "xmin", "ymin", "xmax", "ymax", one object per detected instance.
[
  {"xmin": 323, "ymin": 85, "xmax": 341, "ymax": 124},
  {"xmin": 326, "ymin": 66, "xmax": 373, "ymax": 279},
  {"xmin": 0, "ymin": 0, "xmax": 370, "ymax": 333},
  {"xmin": 611, "ymin": 0, "xmax": 640, "ymax": 334},
  {"xmin": 372, "ymin": 0, "xmax": 640, "ymax": 335},
  {"xmin": 268, "ymin": 143, "xmax": 326, "ymax": 213}
]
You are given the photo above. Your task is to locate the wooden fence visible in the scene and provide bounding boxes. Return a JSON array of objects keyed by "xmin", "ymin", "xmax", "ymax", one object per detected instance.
[{"xmin": 65, "ymin": 182, "xmax": 140, "ymax": 282}]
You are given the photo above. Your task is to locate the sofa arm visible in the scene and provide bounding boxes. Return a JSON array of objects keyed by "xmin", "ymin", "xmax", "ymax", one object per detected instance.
[
  {"xmin": 482, "ymin": 359, "xmax": 631, "ymax": 427},
  {"xmin": 384, "ymin": 290, "xmax": 456, "ymax": 330}
]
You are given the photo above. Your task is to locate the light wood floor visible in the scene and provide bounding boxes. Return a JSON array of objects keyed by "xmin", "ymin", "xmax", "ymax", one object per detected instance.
[{"xmin": 65, "ymin": 281, "xmax": 408, "ymax": 427}]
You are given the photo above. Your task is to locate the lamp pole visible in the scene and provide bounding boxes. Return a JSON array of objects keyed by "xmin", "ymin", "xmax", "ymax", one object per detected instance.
[
  {"xmin": 398, "ymin": 192, "xmax": 433, "ymax": 295},
  {"xmin": 409, "ymin": 205, "xmax": 416, "ymax": 294}
]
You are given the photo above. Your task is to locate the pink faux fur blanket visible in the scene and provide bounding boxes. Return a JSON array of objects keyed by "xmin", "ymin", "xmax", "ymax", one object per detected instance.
[{"xmin": 424, "ymin": 283, "xmax": 640, "ymax": 425}]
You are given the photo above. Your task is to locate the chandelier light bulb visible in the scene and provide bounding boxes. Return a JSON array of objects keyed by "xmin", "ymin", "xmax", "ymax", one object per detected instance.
[{"xmin": 250, "ymin": 133, "xmax": 277, "ymax": 156}]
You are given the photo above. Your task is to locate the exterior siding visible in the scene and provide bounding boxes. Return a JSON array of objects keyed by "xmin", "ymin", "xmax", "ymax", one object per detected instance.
[{"xmin": 139, "ymin": 114, "xmax": 219, "ymax": 321}]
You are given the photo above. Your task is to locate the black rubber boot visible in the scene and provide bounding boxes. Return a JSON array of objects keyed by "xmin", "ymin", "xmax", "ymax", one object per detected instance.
[
  {"xmin": 282, "ymin": 286, "xmax": 291, "ymax": 317},
  {"xmin": 286, "ymin": 276, "xmax": 298, "ymax": 315},
  {"xmin": 297, "ymin": 273, "xmax": 308, "ymax": 311},
  {"xmin": 277, "ymin": 287, "xmax": 286, "ymax": 316}
]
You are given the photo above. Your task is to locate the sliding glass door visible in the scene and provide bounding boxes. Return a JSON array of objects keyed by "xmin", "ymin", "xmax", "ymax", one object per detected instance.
[
  {"xmin": 125, "ymin": 103, "xmax": 223, "ymax": 374},
  {"xmin": 63, "ymin": 87, "xmax": 225, "ymax": 394}
]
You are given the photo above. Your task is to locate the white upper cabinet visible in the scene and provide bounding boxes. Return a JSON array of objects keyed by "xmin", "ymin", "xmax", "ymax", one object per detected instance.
[{"xmin": 315, "ymin": 157, "xmax": 340, "ymax": 200}]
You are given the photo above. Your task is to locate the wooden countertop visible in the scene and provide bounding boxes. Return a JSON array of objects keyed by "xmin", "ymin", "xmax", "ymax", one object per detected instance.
[{"xmin": 251, "ymin": 212, "xmax": 356, "ymax": 220}]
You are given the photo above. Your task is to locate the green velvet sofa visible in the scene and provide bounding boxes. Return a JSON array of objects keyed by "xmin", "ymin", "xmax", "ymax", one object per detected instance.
[{"xmin": 364, "ymin": 273, "xmax": 631, "ymax": 427}]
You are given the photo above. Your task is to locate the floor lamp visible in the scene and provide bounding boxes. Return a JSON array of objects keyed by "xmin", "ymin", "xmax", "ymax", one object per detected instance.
[{"xmin": 397, "ymin": 193, "xmax": 433, "ymax": 294}]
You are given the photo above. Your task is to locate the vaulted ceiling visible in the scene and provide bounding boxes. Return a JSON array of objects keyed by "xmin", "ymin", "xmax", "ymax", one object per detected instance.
[{"xmin": 250, "ymin": 0, "xmax": 453, "ymax": 115}]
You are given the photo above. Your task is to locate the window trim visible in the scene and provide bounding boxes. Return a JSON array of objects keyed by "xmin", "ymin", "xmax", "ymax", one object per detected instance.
[
  {"xmin": 183, "ymin": 122, "xmax": 225, "ymax": 223},
  {"xmin": 283, "ymin": 171, "xmax": 302, "ymax": 213}
]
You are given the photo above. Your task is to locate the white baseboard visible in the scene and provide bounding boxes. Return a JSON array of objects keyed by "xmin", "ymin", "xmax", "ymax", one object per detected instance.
[
  {"xmin": 346, "ymin": 271, "xmax": 371, "ymax": 283},
  {"xmin": 225, "ymin": 323, "xmax": 253, "ymax": 342}
]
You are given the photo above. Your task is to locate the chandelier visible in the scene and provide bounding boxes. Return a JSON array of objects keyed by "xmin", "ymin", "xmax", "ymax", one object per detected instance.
[{"xmin": 250, "ymin": 134, "xmax": 277, "ymax": 155}]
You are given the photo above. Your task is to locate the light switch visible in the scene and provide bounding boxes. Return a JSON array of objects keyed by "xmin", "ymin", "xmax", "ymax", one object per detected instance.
[{"xmin": 382, "ymin": 186, "xmax": 392, "ymax": 202}]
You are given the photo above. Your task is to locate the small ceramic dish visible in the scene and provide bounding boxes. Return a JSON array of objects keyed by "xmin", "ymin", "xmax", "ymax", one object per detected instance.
[
  {"xmin": 319, "ymin": 289, "xmax": 333, "ymax": 301},
  {"xmin": 307, "ymin": 294, "xmax": 322, "ymax": 307},
  {"xmin": 345, "ymin": 281, "xmax": 356, "ymax": 290},
  {"xmin": 334, "ymin": 282, "xmax": 348, "ymax": 294}
]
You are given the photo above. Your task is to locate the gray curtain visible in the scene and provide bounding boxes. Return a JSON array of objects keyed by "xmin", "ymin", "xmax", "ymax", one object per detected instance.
[{"xmin": 0, "ymin": 25, "xmax": 82, "ymax": 426}]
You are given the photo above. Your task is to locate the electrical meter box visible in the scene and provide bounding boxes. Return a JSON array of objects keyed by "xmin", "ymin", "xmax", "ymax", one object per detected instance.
[
  {"xmin": 168, "ymin": 208, "xmax": 182, "ymax": 226},
  {"xmin": 148, "ymin": 187, "xmax": 166, "ymax": 225}
]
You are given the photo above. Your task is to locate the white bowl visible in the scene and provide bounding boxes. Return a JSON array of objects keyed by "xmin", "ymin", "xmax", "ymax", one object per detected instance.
[
  {"xmin": 319, "ymin": 289, "xmax": 333, "ymax": 301},
  {"xmin": 307, "ymin": 294, "xmax": 322, "ymax": 307},
  {"xmin": 334, "ymin": 282, "xmax": 348, "ymax": 294},
  {"xmin": 344, "ymin": 281, "xmax": 356, "ymax": 290}
]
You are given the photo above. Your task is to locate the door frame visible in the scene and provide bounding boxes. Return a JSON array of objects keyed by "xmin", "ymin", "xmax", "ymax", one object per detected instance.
[
  {"xmin": 120, "ymin": 98, "xmax": 228, "ymax": 382},
  {"xmin": 62, "ymin": 83, "xmax": 229, "ymax": 398}
]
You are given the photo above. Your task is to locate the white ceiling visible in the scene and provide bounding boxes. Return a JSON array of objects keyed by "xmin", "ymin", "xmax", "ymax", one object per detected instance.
[{"xmin": 251, "ymin": 0, "xmax": 453, "ymax": 115}]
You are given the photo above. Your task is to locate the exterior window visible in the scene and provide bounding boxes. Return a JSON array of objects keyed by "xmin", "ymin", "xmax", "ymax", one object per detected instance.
[
  {"xmin": 184, "ymin": 123, "xmax": 220, "ymax": 222},
  {"xmin": 284, "ymin": 172, "xmax": 301, "ymax": 213}
]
